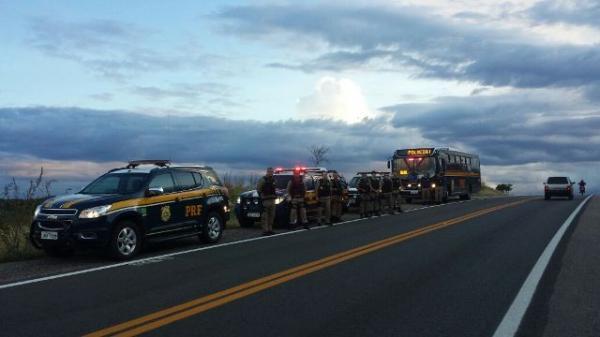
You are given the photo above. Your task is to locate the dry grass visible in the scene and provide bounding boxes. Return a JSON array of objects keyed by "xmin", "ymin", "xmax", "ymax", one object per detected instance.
[{"xmin": 0, "ymin": 199, "xmax": 44, "ymax": 262}]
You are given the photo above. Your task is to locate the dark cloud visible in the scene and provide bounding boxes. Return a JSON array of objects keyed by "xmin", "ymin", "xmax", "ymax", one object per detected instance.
[
  {"xmin": 529, "ymin": 0, "xmax": 600, "ymax": 27},
  {"xmin": 0, "ymin": 107, "xmax": 413, "ymax": 175},
  {"xmin": 27, "ymin": 18, "xmax": 208, "ymax": 80},
  {"xmin": 217, "ymin": 5, "xmax": 600, "ymax": 90},
  {"xmin": 387, "ymin": 92, "xmax": 600, "ymax": 165}
]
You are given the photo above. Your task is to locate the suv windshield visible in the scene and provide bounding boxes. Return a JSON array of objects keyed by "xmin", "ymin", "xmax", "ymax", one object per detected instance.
[
  {"xmin": 548, "ymin": 177, "xmax": 569, "ymax": 184},
  {"xmin": 349, "ymin": 177, "xmax": 360, "ymax": 188},
  {"xmin": 274, "ymin": 175, "xmax": 293, "ymax": 189},
  {"xmin": 81, "ymin": 173, "xmax": 148, "ymax": 195}
]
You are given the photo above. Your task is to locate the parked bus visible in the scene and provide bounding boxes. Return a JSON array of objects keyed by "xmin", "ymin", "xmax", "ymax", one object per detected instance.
[{"xmin": 388, "ymin": 148, "xmax": 481, "ymax": 203}]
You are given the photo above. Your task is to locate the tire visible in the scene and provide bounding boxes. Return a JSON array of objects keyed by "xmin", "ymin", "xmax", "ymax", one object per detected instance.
[
  {"xmin": 108, "ymin": 221, "xmax": 142, "ymax": 260},
  {"xmin": 460, "ymin": 193, "xmax": 471, "ymax": 200},
  {"xmin": 44, "ymin": 246, "xmax": 74, "ymax": 258},
  {"xmin": 544, "ymin": 194, "xmax": 550, "ymax": 200},
  {"xmin": 406, "ymin": 198, "xmax": 412, "ymax": 204},
  {"xmin": 201, "ymin": 212, "xmax": 224, "ymax": 243},
  {"xmin": 569, "ymin": 194, "xmax": 574, "ymax": 200},
  {"xmin": 442, "ymin": 190, "xmax": 449, "ymax": 204},
  {"xmin": 238, "ymin": 216, "xmax": 255, "ymax": 228}
]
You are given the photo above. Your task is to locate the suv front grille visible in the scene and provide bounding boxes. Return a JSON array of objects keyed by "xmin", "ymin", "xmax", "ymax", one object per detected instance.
[
  {"xmin": 38, "ymin": 220, "xmax": 72, "ymax": 231},
  {"xmin": 41, "ymin": 208, "xmax": 78, "ymax": 215}
]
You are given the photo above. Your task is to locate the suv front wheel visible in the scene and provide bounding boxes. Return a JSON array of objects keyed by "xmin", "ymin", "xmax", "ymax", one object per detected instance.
[
  {"xmin": 201, "ymin": 212, "xmax": 223, "ymax": 243},
  {"xmin": 108, "ymin": 221, "xmax": 142, "ymax": 260}
]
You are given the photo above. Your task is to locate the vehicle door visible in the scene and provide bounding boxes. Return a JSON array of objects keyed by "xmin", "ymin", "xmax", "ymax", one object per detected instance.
[
  {"xmin": 144, "ymin": 171, "xmax": 183, "ymax": 236},
  {"xmin": 172, "ymin": 169, "xmax": 206, "ymax": 233}
]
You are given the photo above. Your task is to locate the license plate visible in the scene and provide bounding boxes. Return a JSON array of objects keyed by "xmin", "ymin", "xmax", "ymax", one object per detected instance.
[
  {"xmin": 41, "ymin": 231, "xmax": 58, "ymax": 240},
  {"xmin": 247, "ymin": 212, "xmax": 261, "ymax": 218},
  {"xmin": 410, "ymin": 190, "xmax": 419, "ymax": 195}
]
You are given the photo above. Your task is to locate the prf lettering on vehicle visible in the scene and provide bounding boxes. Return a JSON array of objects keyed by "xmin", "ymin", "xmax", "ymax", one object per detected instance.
[{"xmin": 186, "ymin": 204, "xmax": 203, "ymax": 217}]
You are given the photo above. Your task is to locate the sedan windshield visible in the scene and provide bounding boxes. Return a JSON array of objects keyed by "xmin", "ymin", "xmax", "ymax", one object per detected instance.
[{"xmin": 80, "ymin": 173, "xmax": 148, "ymax": 195}]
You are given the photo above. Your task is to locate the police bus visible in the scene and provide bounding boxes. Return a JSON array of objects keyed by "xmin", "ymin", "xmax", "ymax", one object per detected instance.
[{"xmin": 388, "ymin": 148, "xmax": 481, "ymax": 203}]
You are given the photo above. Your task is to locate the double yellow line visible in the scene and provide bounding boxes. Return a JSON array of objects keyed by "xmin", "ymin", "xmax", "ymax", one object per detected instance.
[{"xmin": 85, "ymin": 199, "xmax": 529, "ymax": 337}]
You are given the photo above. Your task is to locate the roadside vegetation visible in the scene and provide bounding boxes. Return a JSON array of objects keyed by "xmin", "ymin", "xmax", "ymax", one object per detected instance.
[{"xmin": 476, "ymin": 182, "xmax": 506, "ymax": 197}]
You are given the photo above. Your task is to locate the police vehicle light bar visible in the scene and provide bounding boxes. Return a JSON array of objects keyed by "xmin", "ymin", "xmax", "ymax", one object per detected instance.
[{"xmin": 127, "ymin": 160, "xmax": 171, "ymax": 169}]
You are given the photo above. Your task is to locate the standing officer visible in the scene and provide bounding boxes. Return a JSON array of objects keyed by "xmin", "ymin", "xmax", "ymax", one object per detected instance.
[
  {"xmin": 330, "ymin": 172, "xmax": 343, "ymax": 222},
  {"xmin": 256, "ymin": 167, "xmax": 277, "ymax": 236},
  {"xmin": 287, "ymin": 169, "xmax": 309, "ymax": 229},
  {"xmin": 381, "ymin": 174, "xmax": 394, "ymax": 214},
  {"xmin": 370, "ymin": 172, "xmax": 382, "ymax": 216},
  {"xmin": 316, "ymin": 171, "xmax": 332, "ymax": 226},
  {"xmin": 358, "ymin": 173, "xmax": 372, "ymax": 218},
  {"xmin": 421, "ymin": 174, "xmax": 432, "ymax": 204},
  {"xmin": 392, "ymin": 175, "xmax": 403, "ymax": 212}
]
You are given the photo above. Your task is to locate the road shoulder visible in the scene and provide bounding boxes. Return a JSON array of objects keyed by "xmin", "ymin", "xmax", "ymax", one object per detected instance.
[{"xmin": 518, "ymin": 196, "xmax": 600, "ymax": 337}]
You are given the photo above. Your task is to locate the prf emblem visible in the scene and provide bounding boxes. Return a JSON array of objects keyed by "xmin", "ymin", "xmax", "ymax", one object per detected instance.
[{"xmin": 160, "ymin": 206, "xmax": 171, "ymax": 222}]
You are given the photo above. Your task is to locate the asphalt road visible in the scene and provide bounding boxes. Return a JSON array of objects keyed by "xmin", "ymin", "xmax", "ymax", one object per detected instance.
[{"xmin": 0, "ymin": 196, "xmax": 587, "ymax": 337}]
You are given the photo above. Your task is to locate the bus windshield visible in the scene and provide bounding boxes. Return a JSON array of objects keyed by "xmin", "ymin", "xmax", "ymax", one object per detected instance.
[{"xmin": 394, "ymin": 157, "xmax": 436, "ymax": 177}]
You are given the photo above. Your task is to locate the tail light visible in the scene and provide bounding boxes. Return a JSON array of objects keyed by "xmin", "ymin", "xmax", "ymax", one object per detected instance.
[{"xmin": 544, "ymin": 186, "xmax": 549, "ymax": 192}]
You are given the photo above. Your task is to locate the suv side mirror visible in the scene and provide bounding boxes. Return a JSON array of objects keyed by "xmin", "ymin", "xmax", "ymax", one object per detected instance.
[{"xmin": 146, "ymin": 187, "xmax": 164, "ymax": 197}]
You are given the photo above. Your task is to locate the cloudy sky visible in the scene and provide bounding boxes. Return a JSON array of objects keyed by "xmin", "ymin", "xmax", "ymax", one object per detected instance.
[{"xmin": 1, "ymin": 0, "xmax": 599, "ymax": 195}]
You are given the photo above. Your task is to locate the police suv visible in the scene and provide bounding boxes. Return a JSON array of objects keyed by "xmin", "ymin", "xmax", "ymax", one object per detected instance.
[{"xmin": 29, "ymin": 160, "xmax": 230, "ymax": 260}]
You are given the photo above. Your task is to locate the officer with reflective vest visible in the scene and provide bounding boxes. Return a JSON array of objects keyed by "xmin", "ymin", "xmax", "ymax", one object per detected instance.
[
  {"xmin": 316, "ymin": 171, "xmax": 332, "ymax": 226},
  {"xmin": 256, "ymin": 167, "xmax": 277, "ymax": 235},
  {"xmin": 381, "ymin": 174, "xmax": 394, "ymax": 214},
  {"xmin": 358, "ymin": 173, "xmax": 372, "ymax": 218},
  {"xmin": 330, "ymin": 172, "xmax": 343, "ymax": 222},
  {"xmin": 286, "ymin": 169, "xmax": 309, "ymax": 229}
]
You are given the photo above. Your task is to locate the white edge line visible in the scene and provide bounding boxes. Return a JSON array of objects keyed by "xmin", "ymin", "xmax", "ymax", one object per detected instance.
[
  {"xmin": 492, "ymin": 194, "xmax": 594, "ymax": 337},
  {"xmin": 0, "ymin": 197, "xmax": 486, "ymax": 290}
]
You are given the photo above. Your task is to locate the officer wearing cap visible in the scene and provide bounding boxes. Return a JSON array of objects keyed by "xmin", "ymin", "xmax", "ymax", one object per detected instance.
[
  {"xmin": 257, "ymin": 167, "xmax": 277, "ymax": 235},
  {"xmin": 358, "ymin": 173, "xmax": 372, "ymax": 218},
  {"xmin": 392, "ymin": 175, "xmax": 403, "ymax": 212},
  {"xmin": 287, "ymin": 169, "xmax": 309, "ymax": 229},
  {"xmin": 370, "ymin": 172, "xmax": 382, "ymax": 216},
  {"xmin": 316, "ymin": 171, "xmax": 332, "ymax": 226},
  {"xmin": 330, "ymin": 172, "xmax": 343, "ymax": 222},
  {"xmin": 381, "ymin": 174, "xmax": 394, "ymax": 214}
]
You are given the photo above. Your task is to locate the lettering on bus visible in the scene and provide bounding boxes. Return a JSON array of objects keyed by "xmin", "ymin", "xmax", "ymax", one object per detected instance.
[{"xmin": 407, "ymin": 148, "xmax": 433, "ymax": 156}]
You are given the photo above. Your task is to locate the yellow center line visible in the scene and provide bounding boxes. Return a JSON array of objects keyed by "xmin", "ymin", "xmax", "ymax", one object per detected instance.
[{"xmin": 84, "ymin": 199, "xmax": 529, "ymax": 337}]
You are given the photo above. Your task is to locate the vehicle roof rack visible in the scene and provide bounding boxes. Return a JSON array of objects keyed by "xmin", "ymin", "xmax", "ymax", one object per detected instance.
[{"xmin": 126, "ymin": 160, "xmax": 171, "ymax": 169}]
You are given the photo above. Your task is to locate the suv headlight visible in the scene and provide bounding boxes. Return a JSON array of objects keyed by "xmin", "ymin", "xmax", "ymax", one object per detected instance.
[
  {"xmin": 431, "ymin": 183, "xmax": 436, "ymax": 188},
  {"xmin": 275, "ymin": 196, "xmax": 285, "ymax": 205},
  {"xmin": 236, "ymin": 197, "xmax": 241, "ymax": 204},
  {"xmin": 79, "ymin": 205, "xmax": 112, "ymax": 219},
  {"xmin": 33, "ymin": 204, "xmax": 42, "ymax": 219}
]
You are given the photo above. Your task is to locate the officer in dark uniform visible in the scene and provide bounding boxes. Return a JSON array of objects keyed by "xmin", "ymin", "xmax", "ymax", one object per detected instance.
[
  {"xmin": 256, "ymin": 167, "xmax": 277, "ymax": 235},
  {"xmin": 381, "ymin": 174, "xmax": 394, "ymax": 214},
  {"xmin": 330, "ymin": 172, "xmax": 343, "ymax": 222},
  {"xmin": 287, "ymin": 169, "xmax": 308, "ymax": 229},
  {"xmin": 370, "ymin": 172, "xmax": 382, "ymax": 216},
  {"xmin": 391, "ymin": 175, "xmax": 403, "ymax": 212},
  {"xmin": 316, "ymin": 171, "xmax": 332, "ymax": 226},
  {"xmin": 421, "ymin": 174, "xmax": 432, "ymax": 204},
  {"xmin": 358, "ymin": 173, "xmax": 372, "ymax": 218}
]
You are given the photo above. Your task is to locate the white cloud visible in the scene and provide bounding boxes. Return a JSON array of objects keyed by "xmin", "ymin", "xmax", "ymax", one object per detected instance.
[{"xmin": 297, "ymin": 77, "xmax": 375, "ymax": 123}]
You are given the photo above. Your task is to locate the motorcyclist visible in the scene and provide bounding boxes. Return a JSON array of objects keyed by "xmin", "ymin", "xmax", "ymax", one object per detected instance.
[{"xmin": 579, "ymin": 179, "xmax": 586, "ymax": 195}]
